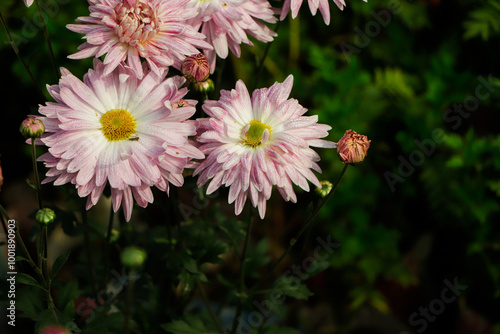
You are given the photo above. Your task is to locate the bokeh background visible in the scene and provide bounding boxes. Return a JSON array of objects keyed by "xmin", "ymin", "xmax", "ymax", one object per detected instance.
[{"xmin": 1, "ymin": 0, "xmax": 499, "ymax": 333}]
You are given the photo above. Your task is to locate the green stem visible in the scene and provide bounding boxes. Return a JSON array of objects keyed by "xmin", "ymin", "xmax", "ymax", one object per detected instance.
[
  {"xmin": 249, "ymin": 165, "xmax": 349, "ymax": 294},
  {"xmin": 0, "ymin": 205, "xmax": 45, "ymax": 284},
  {"xmin": 195, "ymin": 277, "xmax": 226, "ymax": 334},
  {"xmin": 82, "ymin": 208, "xmax": 98, "ymax": 295},
  {"xmin": 34, "ymin": 0, "xmax": 58, "ymax": 81},
  {"xmin": 124, "ymin": 269, "xmax": 135, "ymax": 334},
  {"xmin": 0, "ymin": 11, "xmax": 45, "ymax": 100},
  {"xmin": 31, "ymin": 139, "xmax": 43, "ymax": 210},
  {"xmin": 230, "ymin": 209, "xmax": 254, "ymax": 334},
  {"xmin": 104, "ymin": 202, "xmax": 115, "ymax": 288},
  {"xmin": 255, "ymin": 20, "xmax": 281, "ymax": 88}
]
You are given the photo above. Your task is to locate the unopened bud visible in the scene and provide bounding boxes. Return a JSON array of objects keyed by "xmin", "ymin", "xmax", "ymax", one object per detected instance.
[
  {"xmin": 36, "ymin": 208, "xmax": 56, "ymax": 225},
  {"xmin": 337, "ymin": 130, "xmax": 371, "ymax": 165},
  {"xmin": 192, "ymin": 78, "xmax": 214, "ymax": 94},
  {"xmin": 316, "ymin": 181, "xmax": 333, "ymax": 197},
  {"xmin": 121, "ymin": 246, "xmax": 147, "ymax": 268},
  {"xmin": 181, "ymin": 53, "xmax": 210, "ymax": 82},
  {"xmin": 24, "ymin": 0, "xmax": 34, "ymax": 7},
  {"xmin": 38, "ymin": 325, "xmax": 71, "ymax": 334},
  {"xmin": 20, "ymin": 117, "xmax": 44, "ymax": 139}
]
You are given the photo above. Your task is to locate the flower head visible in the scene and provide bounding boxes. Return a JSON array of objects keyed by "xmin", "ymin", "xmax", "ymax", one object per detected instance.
[
  {"xmin": 67, "ymin": 0, "xmax": 212, "ymax": 79},
  {"xmin": 188, "ymin": 0, "xmax": 277, "ymax": 72},
  {"xmin": 280, "ymin": 0, "xmax": 367, "ymax": 25},
  {"xmin": 38, "ymin": 59, "xmax": 204, "ymax": 221},
  {"xmin": 36, "ymin": 208, "xmax": 56, "ymax": 225},
  {"xmin": 20, "ymin": 117, "xmax": 45, "ymax": 139},
  {"xmin": 181, "ymin": 53, "xmax": 210, "ymax": 82},
  {"xmin": 337, "ymin": 129, "xmax": 370, "ymax": 165},
  {"xmin": 315, "ymin": 180, "xmax": 333, "ymax": 197},
  {"xmin": 194, "ymin": 75, "xmax": 336, "ymax": 219},
  {"xmin": 23, "ymin": 0, "xmax": 34, "ymax": 7}
]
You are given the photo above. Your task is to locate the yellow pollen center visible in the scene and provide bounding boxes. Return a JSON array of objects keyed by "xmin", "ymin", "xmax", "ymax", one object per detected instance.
[
  {"xmin": 244, "ymin": 120, "xmax": 271, "ymax": 148},
  {"xmin": 100, "ymin": 109, "xmax": 137, "ymax": 141}
]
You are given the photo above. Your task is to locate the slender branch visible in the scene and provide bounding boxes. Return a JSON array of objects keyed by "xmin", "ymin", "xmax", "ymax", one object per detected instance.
[
  {"xmin": 34, "ymin": 0, "xmax": 58, "ymax": 81},
  {"xmin": 31, "ymin": 139, "xmax": 43, "ymax": 210},
  {"xmin": 249, "ymin": 165, "xmax": 349, "ymax": 294},
  {"xmin": 230, "ymin": 209, "xmax": 254, "ymax": 334},
  {"xmin": 0, "ymin": 205, "xmax": 45, "ymax": 284},
  {"xmin": 124, "ymin": 269, "xmax": 136, "ymax": 334},
  {"xmin": 82, "ymin": 208, "xmax": 98, "ymax": 295},
  {"xmin": 0, "ymin": 11, "xmax": 46, "ymax": 100},
  {"xmin": 195, "ymin": 277, "xmax": 226, "ymax": 334},
  {"xmin": 255, "ymin": 20, "xmax": 282, "ymax": 88},
  {"xmin": 104, "ymin": 201, "xmax": 115, "ymax": 287}
]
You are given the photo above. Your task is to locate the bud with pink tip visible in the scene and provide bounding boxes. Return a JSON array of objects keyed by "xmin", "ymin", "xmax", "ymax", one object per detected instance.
[
  {"xmin": 20, "ymin": 117, "xmax": 45, "ymax": 139},
  {"xmin": 337, "ymin": 130, "xmax": 371, "ymax": 165},
  {"xmin": 181, "ymin": 53, "xmax": 210, "ymax": 82},
  {"xmin": 38, "ymin": 325, "xmax": 71, "ymax": 334}
]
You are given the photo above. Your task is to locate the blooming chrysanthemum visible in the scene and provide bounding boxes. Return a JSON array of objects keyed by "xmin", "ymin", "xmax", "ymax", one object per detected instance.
[
  {"xmin": 38, "ymin": 59, "xmax": 204, "ymax": 221},
  {"xmin": 187, "ymin": 0, "xmax": 277, "ymax": 72},
  {"xmin": 67, "ymin": 0, "xmax": 212, "ymax": 79},
  {"xmin": 280, "ymin": 0, "xmax": 367, "ymax": 25},
  {"xmin": 194, "ymin": 75, "xmax": 336, "ymax": 219}
]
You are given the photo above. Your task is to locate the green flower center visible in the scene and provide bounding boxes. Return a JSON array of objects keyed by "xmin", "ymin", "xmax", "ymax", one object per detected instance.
[
  {"xmin": 244, "ymin": 120, "xmax": 271, "ymax": 148},
  {"xmin": 100, "ymin": 109, "xmax": 137, "ymax": 141}
]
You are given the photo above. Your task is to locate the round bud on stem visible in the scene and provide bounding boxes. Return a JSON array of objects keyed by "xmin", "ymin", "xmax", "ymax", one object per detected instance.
[
  {"xmin": 192, "ymin": 78, "xmax": 215, "ymax": 94},
  {"xmin": 36, "ymin": 208, "xmax": 56, "ymax": 225},
  {"xmin": 337, "ymin": 130, "xmax": 371, "ymax": 165},
  {"xmin": 20, "ymin": 117, "xmax": 45, "ymax": 139},
  {"xmin": 121, "ymin": 246, "xmax": 147, "ymax": 268},
  {"xmin": 181, "ymin": 53, "xmax": 210, "ymax": 83}
]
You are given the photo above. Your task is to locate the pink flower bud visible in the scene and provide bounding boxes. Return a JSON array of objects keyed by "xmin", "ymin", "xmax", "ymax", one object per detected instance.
[
  {"xmin": 38, "ymin": 325, "xmax": 71, "ymax": 334},
  {"xmin": 337, "ymin": 130, "xmax": 371, "ymax": 165},
  {"xmin": 20, "ymin": 117, "xmax": 45, "ymax": 139},
  {"xmin": 181, "ymin": 53, "xmax": 210, "ymax": 82}
]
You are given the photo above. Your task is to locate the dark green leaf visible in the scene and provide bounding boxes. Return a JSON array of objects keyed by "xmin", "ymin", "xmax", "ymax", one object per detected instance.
[
  {"xmin": 16, "ymin": 273, "xmax": 46, "ymax": 291},
  {"xmin": 50, "ymin": 251, "xmax": 71, "ymax": 281}
]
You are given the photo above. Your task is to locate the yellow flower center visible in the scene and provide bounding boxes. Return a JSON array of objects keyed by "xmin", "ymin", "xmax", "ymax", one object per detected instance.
[
  {"xmin": 244, "ymin": 120, "xmax": 271, "ymax": 148},
  {"xmin": 100, "ymin": 109, "xmax": 137, "ymax": 141}
]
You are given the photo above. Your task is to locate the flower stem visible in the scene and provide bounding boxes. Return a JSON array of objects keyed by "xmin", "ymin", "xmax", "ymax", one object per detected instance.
[
  {"xmin": 124, "ymin": 269, "xmax": 136, "ymax": 334},
  {"xmin": 82, "ymin": 208, "xmax": 98, "ymax": 295},
  {"xmin": 104, "ymin": 201, "xmax": 115, "ymax": 288},
  {"xmin": 0, "ymin": 205, "xmax": 45, "ymax": 284},
  {"xmin": 0, "ymin": 11, "xmax": 45, "ymax": 100},
  {"xmin": 255, "ymin": 20, "xmax": 281, "ymax": 88},
  {"xmin": 34, "ymin": 0, "xmax": 58, "ymax": 81},
  {"xmin": 31, "ymin": 139, "xmax": 43, "ymax": 210},
  {"xmin": 249, "ymin": 164, "xmax": 349, "ymax": 294},
  {"xmin": 230, "ymin": 209, "xmax": 254, "ymax": 334},
  {"xmin": 195, "ymin": 277, "xmax": 226, "ymax": 334}
]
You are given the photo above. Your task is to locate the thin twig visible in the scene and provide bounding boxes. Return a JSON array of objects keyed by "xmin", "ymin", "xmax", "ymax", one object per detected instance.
[
  {"xmin": 34, "ymin": 0, "xmax": 58, "ymax": 81},
  {"xmin": 249, "ymin": 165, "xmax": 349, "ymax": 294},
  {"xmin": 0, "ymin": 11, "xmax": 46, "ymax": 100}
]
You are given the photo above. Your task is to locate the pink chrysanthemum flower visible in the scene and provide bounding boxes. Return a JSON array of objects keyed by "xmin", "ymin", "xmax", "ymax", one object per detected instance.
[
  {"xmin": 187, "ymin": 0, "xmax": 277, "ymax": 72},
  {"xmin": 194, "ymin": 75, "xmax": 336, "ymax": 219},
  {"xmin": 280, "ymin": 0, "xmax": 367, "ymax": 25},
  {"xmin": 67, "ymin": 0, "xmax": 212, "ymax": 79},
  {"xmin": 37, "ymin": 59, "xmax": 204, "ymax": 221}
]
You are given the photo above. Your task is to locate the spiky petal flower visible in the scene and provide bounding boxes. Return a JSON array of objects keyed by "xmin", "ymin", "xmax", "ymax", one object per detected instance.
[
  {"xmin": 67, "ymin": 0, "xmax": 212, "ymax": 79},
  {"xmin": 194, "ymin": 75, "xmax": 336, "ymax": 219},
  {"xmin": 188, "ymin": 0, "xmax": 277, "ymax": 72},
  {"xmin": 37, "ymin": 59, "xmax": 204, "ymax": 221},
  {"xmin": 280, "ymin": 0, "xmax": 367, "ymax": 25}
]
